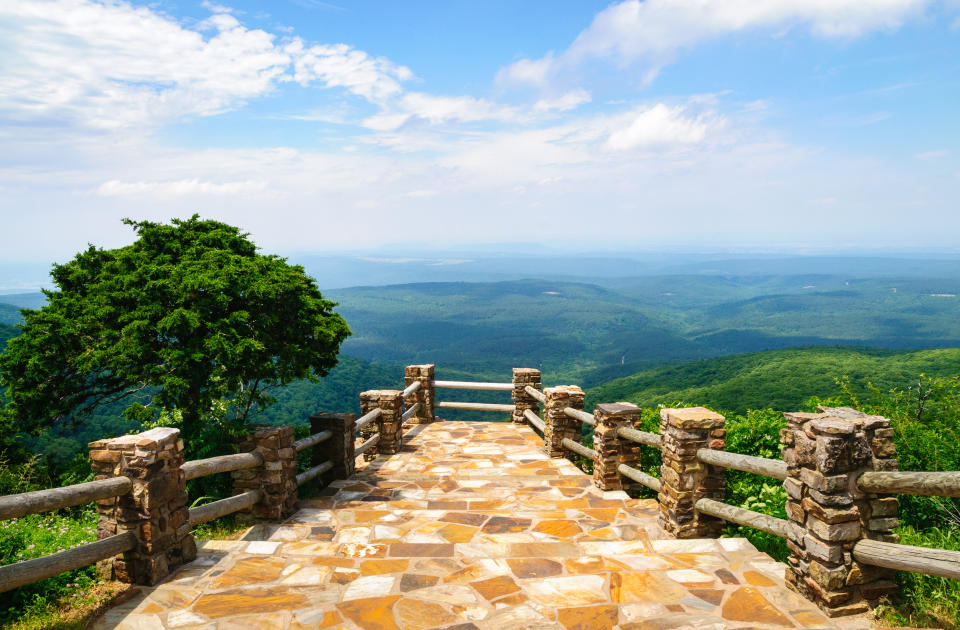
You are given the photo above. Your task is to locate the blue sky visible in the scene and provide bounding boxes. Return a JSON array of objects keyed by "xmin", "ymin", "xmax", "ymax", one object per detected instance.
[{"xmin": 0, "ymin": 0, "xmax": 958, "ymax": 263}]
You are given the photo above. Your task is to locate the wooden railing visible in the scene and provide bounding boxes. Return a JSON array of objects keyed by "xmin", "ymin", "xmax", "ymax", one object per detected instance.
[{"xmin": 3, "ymin": 361, "xmax": 959, "ymax": 620}]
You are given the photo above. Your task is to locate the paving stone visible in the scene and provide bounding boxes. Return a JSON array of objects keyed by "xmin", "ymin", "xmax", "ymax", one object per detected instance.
[{"xmin": 89, "ymin": 420, "xmax": 873, "ymax": 630}]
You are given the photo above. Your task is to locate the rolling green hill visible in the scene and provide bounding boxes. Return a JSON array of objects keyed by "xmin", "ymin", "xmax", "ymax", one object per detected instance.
[{"xmin": 584, "ymin": 346, "xmax": 960, "ymax": 414}]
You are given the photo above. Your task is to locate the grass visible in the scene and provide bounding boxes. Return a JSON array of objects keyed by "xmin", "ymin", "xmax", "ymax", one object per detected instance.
[{"xmin": 876, "ymin": 526, "xmax": 960, "ymax": 630}]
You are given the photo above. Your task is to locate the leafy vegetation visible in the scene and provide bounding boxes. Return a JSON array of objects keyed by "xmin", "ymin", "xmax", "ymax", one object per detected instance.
[{"xmin": 1, "ymin": 216, "xmax": 350, "ymax": 453}]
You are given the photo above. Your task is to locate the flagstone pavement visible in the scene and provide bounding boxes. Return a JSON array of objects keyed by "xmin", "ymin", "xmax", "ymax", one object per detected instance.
[{"xmin": 92, "ymin": 420, "xmax": 873, "ymax": 630}]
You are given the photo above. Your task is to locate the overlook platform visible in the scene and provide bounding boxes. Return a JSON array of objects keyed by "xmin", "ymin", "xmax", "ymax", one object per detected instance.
[{"xmin": 93, "ymin": 421, "xmax": 848, "ymax": 630}]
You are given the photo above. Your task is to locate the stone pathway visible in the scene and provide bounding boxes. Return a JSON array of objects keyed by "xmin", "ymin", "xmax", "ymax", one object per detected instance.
[{"xmin": 93, "ymin": 421, "xmax": 861, "ymax": 630}]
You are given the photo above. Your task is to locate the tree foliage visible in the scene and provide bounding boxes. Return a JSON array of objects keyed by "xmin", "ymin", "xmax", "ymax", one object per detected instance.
[{"xmin": 0, "ymin": 216, "xmax": 350, "ymax": 448}]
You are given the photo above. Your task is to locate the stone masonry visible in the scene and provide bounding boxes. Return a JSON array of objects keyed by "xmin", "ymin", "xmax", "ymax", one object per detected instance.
[
  {"xmin": 89, "ymin": 427, "xmax": 195, "ymax": 585},
  {"xmin": 309, "ymin": 412, "xmax": 357, "ymax": 484},
  {"xmin": 592, "ymin": 402, "xmax": 644, "ymax": 492},
  {"xmin": 658, "ymin": 407, "xmax": 726, "ymax": 539},
  {"xmin": 359, "ymin": 390, "xmax": 381, "ymax": 462},
  {"xmin": 781, "ymin": 406, "xmax": 900, "ymax": 617},
  {"xmin": 404, "ymin": 364, "xmax": 435, "ymax": 424},
  {"xmin": 376, "ymin": 390, "xmax": 404, "ymax": 456},
  {"xmin": 543, "ymin": 385, "xmax": 585, "ymax": 460},
  {"xmin": 511, "ymin": 368, "xmax": 541, "ymax": 424},
  {"xmin": 231, "ymin": 425, "xmax": 298, "ymax": 521}
]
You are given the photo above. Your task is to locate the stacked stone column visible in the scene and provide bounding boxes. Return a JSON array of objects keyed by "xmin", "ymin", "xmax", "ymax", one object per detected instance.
[
  {"xmin": 376, "ymin": 390, "xmax": 404, "ymax": 455},
  {"xmin": 592, "ymin": 402, "xmax": 643, "ymax": 492},
  {"xmin": 359, "ymin": 390, "xmax": 381, "ymax": 462},
  {"xmin": 511, "ymin": 368, "xmax": 541, "ymax": 425},
  {"xmin": 543, "ymin": 385, "xmax": 585, "ymax": 460},
  {"xmin": 231, "ymin": 425, "xmax": 298, "ymax": 521},
  {"xmin": 781, "ymin": 407, "xmax": 899, "ymax": 617},
  {"xmin": 310, "ymin": 412, "xmax": 357, "ymax": 484},
  {"xmin": 89, "ymin": 427, "xmax": 195, "ymax": 585},
  {"xmin": 404, "ymin": 364, "xmax": 435, "ymax": 424},
  {"xmin": 658, "ymin": 407, "xmax": 726, "ymax": 539}
]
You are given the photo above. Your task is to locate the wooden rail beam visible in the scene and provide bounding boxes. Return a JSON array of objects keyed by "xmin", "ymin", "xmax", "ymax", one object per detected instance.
[
  {"xmin": 696, "ymin": 448, "xmax": 788, "ymax": 481},
  {"xmin": 436, "ymin": 401, "xmax": 515, "ymax": 412},
  {"xmin": 617, "ymin": 463, "xmax": 661, "ymax": 492},
  {"xmin": 296, "ymin": 460, "xmax": 334, "ymax": 487},
  {"xmin": 563, "ymin": 407, "xmax": 595, "ymax": 426},
  {"xmin": 523, "ymin": 408, "xmax": 545, "ymax": 433},
  {"xmin": 524, "ymin": 385, "xmax": 546, "ymax": 403},
  {"xmin": 0, "ymin": 476, "xmax": 132, "ymax": 521},
  {"xmin": 694, "ymin": 497, "xmax": 789, "ymax": 538},
  {"xmin": 401, "ymin": 402, "xmax": 421, "ymax": 422},
  {"xmin": 433, "ymin": 380, "xmax": 514, "ymax": 391},
  {"xmin": 355, "ymin": 433, "xmax": 381, "ymax": 457},
  {"xmin": 561, "ymin": 437, "xmax": 598, "ymax": 460},
  {"xmin": 857, "ymin": 470, "xmax": 960, "ymax": 498},
  {"xmin": 853, "ymin": 539, "xmax": 960, "ymax": 580},
  {"xmin": 402, "ymin": 380, "xmax": 422, "ymax": 398},
  {"xmin": 616, "ymin": 426, "xmax": 661, "ymax": 448},
  {"xmin": 355, "ymin": 407, "xmax": 382, "ymax": 430},
  {"xmin": 182, "ymin": 452, "xmax": 263, "ymax": 481},
  {"xmin": 293, "ymin": 430, "xmax": 333, "ymax": 453},
  {"xmin": 188, "ymin": 490, "xmax": 262, "ymax": 526},
  {"xmin": 0, "ymin": 532, "xmax": 136, "ymax": 594}
]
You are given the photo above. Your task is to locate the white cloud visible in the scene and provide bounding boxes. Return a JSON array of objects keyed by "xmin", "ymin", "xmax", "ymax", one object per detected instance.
[
  {"xmin": 0, "ymin": 0, "xmax": 412, "ymax": 129},
  {"xmin": 605, "ymin": 104, "xmax": 716, "ymax": 150},
  {"xmin": 915, "ymin": 149, "xmax": 949, "ymax": 160},
  {"xmin": 97, "ymin": 179, "xmax": 267, "ymax": 197},
  {"xmin": 533, "ymin": 90, "xmax": 592, "ymax": 113},
  {"xmin": 500, "ymin": 0, "xmax": 930, "ymax": 88},
  {"xmin": 362, "ymin": 93, "xmax": 519, "ymax": 130}
]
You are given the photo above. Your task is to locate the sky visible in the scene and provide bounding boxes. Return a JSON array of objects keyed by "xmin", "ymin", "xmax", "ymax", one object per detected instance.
[{"xmin": 1, "ymin": 0, "xmax": 959, "ymax": 264}]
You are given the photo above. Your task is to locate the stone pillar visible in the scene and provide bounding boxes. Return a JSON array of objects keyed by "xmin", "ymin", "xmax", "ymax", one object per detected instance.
[
  {"xmin": 359, "ymin": 390, "xmax": 381, "ymax": 462},
  {"xmin": 377, "ymin": 390, "xmax": 404, "ymax": 455},
  {"xmin": 781, "ymin": 407, "xmax": 899, "ymax": 617},
  {"xmin": 592, "ymin": 402, "xmax": 643, "ymax": 492},
  {"xmin": 543, "ymin": 385, "xmax": 585, "ymax": 460},
  {"xmin": 512, "ymin": 368, "xmax": 541, "ymax": 425},
  {"xmin": 310, "ymin": 412, "xmax": 357, "ymax": 483},
  {"xmin": 658, "ymin": 407, "xmax": 726, "ymax": 539},
  {"xmin": 232, "ymin": 425, "xmax": 298, "ymax": 521},
  {"xmin": 404, "ymin": 364, "xmax": 435, "ymax": 424},
  {"xmin": 89, "ymin": 427, "xmax": 194, "ymax": 585}
]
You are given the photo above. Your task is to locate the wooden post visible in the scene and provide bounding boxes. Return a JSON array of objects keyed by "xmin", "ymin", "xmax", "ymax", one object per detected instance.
[
  {"xmin": 593, "ymin": 402, "xmax": 643, "ymax": 492},
  {"xmin": 231, "ymin": 425, "xmax": 298, "ymax": 520},
  {"xmin": 404, "ymin": 364, "xmax": 435, "ymax": 423},
  {"xmin": 89, "ymin": 427, "xmax": 194, "ymax": 585},
  {"xmin": 781, "ymin": 407, "xmax": 899, "ymax": 617},
  {"xmin": 511, "ymin": 368, "xmax": 541, "ymax": 425},
  {"xmin": 658, "ymin": 407, "xmax": 726, "ymax": 539},
  {"xmin": 309, "ymin": 412, "xmax": 357, "ymax": 484},
  {"xmin": 377, "ymin": 390, "xmax": 404, "ymax": 455},
  {"xmin": 543, "ymin": 386, "xmax": 584, "ymax": 460}
]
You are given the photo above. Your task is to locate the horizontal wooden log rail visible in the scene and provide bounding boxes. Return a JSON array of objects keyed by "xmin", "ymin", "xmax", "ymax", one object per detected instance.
[
  {"xmin": 523, "ymin": 408, "xmax": 545, "ymax": 433},
  {"xmin": 355, "ymin": 407, "xmax": 382, "ymax": 430},
  {"xmin": 402, "ymin": 380, "xmax": 422, "ymax": 398},
  {"xmin": 189, "ymin": 489, "xmax": 263, "ymax": 526},
  {"xmin": 355, "ymin": 433, "xmax": 381, "ymax": 457},
  {"xmin": 293, "ymin": 429, "xmax": 333, "ymax": 453},
  {"xmin": 853, "ymin": 539, "xmax": 960, "ymax": 581},
  {"xmin": 182, "ymin": 452, "xmax": 263, "ymax": 482},
  {"xmin": 0, "ymin": 532, "xmax": 136, "ymax": 594},
  {"xmin": 564, "ymin": 407, "xmax": 595, "ymax": 426},
  {"xmin": 401, "ymin": 402, "xmax": 421, "ymax": 422},
  {"xmin": 616, "ymin": 426, "xmax": 661, "ymax": 448},
  {"xmin": 432, "ymin": 380, "xmax": 514, "ymax": 391},
  {"xmin": 296, "ymin": 460, "xmax": 334, "ymax": 487},
  {"xmin": 0, "ymin": 476, "xmax": 132, "ymax": 521},
  {"xmin": 617, "ymin": 463, "xmax": 661, "ymax": 492},
  {"xmin": 695, "ymin": 497, "xmax": 790, "ymax": 538},
  {"xmin": 524, "ymin": 385, "xmax": 546, "ymax": 403},
  {"xmin": 562, "ymin": 437, "xmax": 598, "ymax": 460},
  {"xmin": 696, "ymin": 448, "xmax": 788, "ymax": 481},
  {"xmin": 857, "ymin": 470, "xmax": 960, "ymax": 498},
  {"xmin": 436, "ymin": 401, "xmax": 515, "ymax": 412}
]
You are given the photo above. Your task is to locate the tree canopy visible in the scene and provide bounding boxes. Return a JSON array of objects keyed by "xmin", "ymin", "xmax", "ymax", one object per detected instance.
[{"xmin": 0, "ymin": 216, "xmax": 350, "ymax": 447}]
